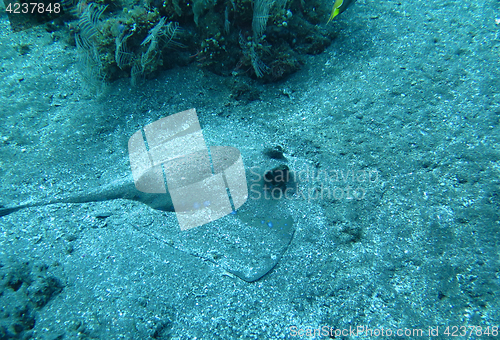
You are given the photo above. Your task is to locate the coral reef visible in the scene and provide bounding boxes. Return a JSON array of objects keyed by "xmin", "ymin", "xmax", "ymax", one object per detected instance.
[{"xmin": 58, "ymin": 0, "xmax": 347, "ymax": 85}]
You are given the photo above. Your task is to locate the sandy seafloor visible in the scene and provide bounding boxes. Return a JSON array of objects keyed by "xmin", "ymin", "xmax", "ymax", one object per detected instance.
[{"xmin": 1, "ymin": 0, "xmax": 499, "ymax": 339}]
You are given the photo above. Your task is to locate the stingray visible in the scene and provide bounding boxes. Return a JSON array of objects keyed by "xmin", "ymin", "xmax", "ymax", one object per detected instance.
[{"xmin": 0, "ymin": 162, "xmax": 295, "ymax": 282}]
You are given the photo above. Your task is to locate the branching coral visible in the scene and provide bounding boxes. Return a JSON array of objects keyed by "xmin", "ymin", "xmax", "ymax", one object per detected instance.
[
  {"xmin": 75, "ymin": 3, "xmax": 107, "ymax": 91},
  {"xmin": 115, "ymin": 31, "xmax": 133, "ymax": 70},
  {"xmin": 132, "ymin": 18, "xmax": 183, "ymax": 84}
]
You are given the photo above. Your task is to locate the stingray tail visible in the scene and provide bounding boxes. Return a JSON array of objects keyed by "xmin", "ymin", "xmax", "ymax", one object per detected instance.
[{"xmin": 0, "ymin": 206, "xmax": 25, "ymax": 217}]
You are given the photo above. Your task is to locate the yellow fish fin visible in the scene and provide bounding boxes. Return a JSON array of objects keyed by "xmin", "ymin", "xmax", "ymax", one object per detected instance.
[{"xmin": 327, "ymin": 0, "xmax": 344, "ymax": 23}]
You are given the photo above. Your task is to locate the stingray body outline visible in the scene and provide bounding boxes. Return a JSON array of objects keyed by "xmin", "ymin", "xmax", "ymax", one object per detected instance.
[{"xmin": 0, "ymin": 166, "xmax": 295, "ymax": 282}]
